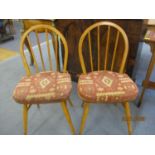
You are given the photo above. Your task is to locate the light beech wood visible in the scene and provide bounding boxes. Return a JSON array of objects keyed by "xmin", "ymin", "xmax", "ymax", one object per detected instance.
[
  {"xmin": 19, "ymin": 24, "xmax": 74, "ymax": 134},
  {"xmin": 78, "ymin": 21, "xmax": 129, "ymax": 74},
  {"xmin": 23, "ymin": 104, "xmax": 28, "ymax": 135},
  {"xmin": 45, "ymin": 29, "xmax": 53, "ymax": 70},
  {"xmin": 78, "ymin": 21, "xmax": 131, "ymax": 135},
  {"xmin": 35, "ymin": 31, "xmax": 45, "ymax": 71},
  {"xmin": 124, "ymin": 102, "xmax": 132, "ymax": 134},
  {"xmin": 88, "ymin": 32, "xmax": 94, "ymax": 71},
  {"xmin": 61, "ymin": 101, "xmax": 75, "ymax": 134},
  {"xmin": 54, "ymin": 35, "xmax": 59, "ymax": 70},
  {"xmin": 20, "ymin": 25, "xmax": 69, "ymax": 74},
  {"xmin": 22, "ymin": 20, "xmax": 54, "ymax": 65},
  {"xmin": 79, "ymin": 103, "xmax": 89, "ymax": 134},
  {"xmin": 111, "ymin": 31, "xmax": 120, "ymax": 71}
]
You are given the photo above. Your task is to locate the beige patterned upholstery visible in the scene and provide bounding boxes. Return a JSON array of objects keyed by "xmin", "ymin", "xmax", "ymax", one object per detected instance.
[
  {"xmin": 13, "ymin": 71, "xmax": 72, "ymax": 104},
  {"xmin": 78, "ymin": 70, "xmax": 138, "ymax": 103}
]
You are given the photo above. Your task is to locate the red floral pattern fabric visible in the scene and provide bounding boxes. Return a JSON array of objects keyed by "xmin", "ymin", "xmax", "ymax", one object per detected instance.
[
  {"xmin": 78, "ymin": 70, "xmax": 138, "ymax": 103},
  {"xmin": 13, "ymin": 71, "xmax": 72, "ymax": 104}
]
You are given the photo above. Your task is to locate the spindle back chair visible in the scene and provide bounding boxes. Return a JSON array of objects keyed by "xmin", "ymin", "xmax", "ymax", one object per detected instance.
[
  {"xmin": 22, "ymin": 20, "xmax": 56, "ymax": 66},
  {"xmin": 16, "ymin": 25, "xmax": 75, "ymax": 134},
  {"xmin": 78, "ymin": 21, "xmax": 136, "ymax": 135},
  {"xmin": 79, "ymin": 21, "xmax": 129, "ymax": 73},
  {"xmin": 21, "ymin": 24, "xmax": 67, "ymax": 75}
]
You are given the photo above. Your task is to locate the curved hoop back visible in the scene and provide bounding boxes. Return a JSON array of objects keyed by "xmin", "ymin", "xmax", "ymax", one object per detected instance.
[
  {"xmin": 78, "ymin": 21, "xmax": 129, "ymax": 74},
  {"xmin": 20, "ymin": 24, "xmax": 68, "ymax": 76}
]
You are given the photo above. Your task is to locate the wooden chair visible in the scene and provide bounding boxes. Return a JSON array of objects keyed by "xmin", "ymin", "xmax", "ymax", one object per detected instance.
[
  {"xmin": 13, "ymin": 25, "xmax": 75, "ymax": 134},
  {"xmin": 137, "ymin": 29, "xmax": 155, "ymax": 107},
  {"xmin": 78, "ymin": 21, "xmax": 138, "ymax": 134},
  {"xmin": 22, "ymin": 20, "xmax": 56, "ymax": 66}
]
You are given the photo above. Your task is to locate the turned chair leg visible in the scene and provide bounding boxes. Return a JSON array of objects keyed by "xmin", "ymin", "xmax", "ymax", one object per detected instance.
[
  {"xmin": 123, "ymin": 102, "xmax": 132, "ymax": 135},
  {"xmin": 79, "ymin": 102, "xmax": 89, "ymax": 134},
  {"xmin": 23, "ymin": 104, "xmax": 28, "ymax": 135},
  {"xmin": 61, "ymin": 101, "xmax": 75, "ymax": 134}
]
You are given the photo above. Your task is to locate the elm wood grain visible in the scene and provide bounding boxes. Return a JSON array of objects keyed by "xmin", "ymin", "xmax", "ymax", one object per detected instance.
[{"xmin": 55, "ymin": 19, "xmax": 145, "ymax": 81}]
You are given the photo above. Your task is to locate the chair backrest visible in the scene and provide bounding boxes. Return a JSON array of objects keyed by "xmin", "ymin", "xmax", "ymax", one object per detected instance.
[
  {"xmin": 20, "ymin": 24, "xmax": 68, "ymax": 76},
  {"xmin": 78, "ymin": 21, "xmax": 129, "ymax": 74}
]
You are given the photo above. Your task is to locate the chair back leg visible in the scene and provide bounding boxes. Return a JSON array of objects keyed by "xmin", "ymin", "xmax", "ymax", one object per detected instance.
[
  {"xmin": 61, "ymin": 101, "xmax": 75, "ymax": 134},
  {"xmin": 79, "ymin": 102, "xmax": 89, "ymax": 134}
]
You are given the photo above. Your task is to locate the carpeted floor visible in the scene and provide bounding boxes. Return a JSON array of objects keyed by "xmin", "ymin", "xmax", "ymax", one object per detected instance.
[
  {"xmin": 0, "ymin": 22, "xmax": 155, "ymax": 135},
  {"xmin": 0, "ymin": 48, "xmax": 18, "ymax": 61}
]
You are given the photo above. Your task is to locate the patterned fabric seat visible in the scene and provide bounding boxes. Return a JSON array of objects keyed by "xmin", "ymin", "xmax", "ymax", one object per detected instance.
[
  {"xmin": 78, "ymin": 70, "xmax": 138, "ymax": 103},
  {"xmin": 13, "ymin": 71, "xmax": 72, "ymax": 104}
]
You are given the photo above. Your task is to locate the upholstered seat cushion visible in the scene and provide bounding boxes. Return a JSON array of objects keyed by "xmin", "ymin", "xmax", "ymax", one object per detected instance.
[
  {"xmin": 13, "ymin": 71, "xmax": 72, "ymax": 104},
  {"xmin": 78, "ymin": 71, "xmax": 138, "ymax": 103}
]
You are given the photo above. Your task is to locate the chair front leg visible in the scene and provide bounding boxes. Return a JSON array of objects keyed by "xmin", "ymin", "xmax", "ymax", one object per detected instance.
[
  {"xmin": 61, "ymin": 101, "xmax": 75, "ymax": 134},
  {"xmin": 23, "ymin": 104, "xmax": 28, "ymax": 135},
  {"xmin": 123, "ymin": 102, "xmax": 132, "ymax": 135},
  {"xmin": 79, "ymin": 102, "xmax": 89, "ymax": 134}
]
